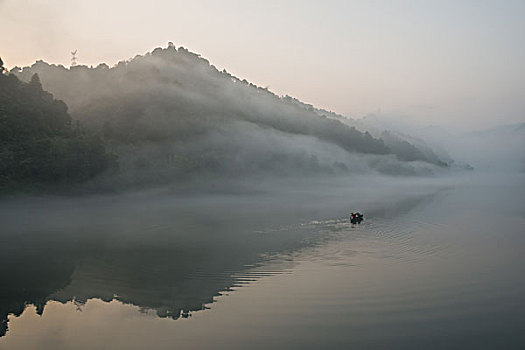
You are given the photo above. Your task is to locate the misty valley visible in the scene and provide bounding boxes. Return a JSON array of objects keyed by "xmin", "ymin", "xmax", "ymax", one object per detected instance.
[{"xmin": 1, "ymin": 45, "xmax": 524, "ymax": 349}]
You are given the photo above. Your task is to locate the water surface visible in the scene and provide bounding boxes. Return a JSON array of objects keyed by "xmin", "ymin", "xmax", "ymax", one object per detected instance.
[{"xmin": 0, "ymin": 174, "xmax": 524, "ymax": 349}]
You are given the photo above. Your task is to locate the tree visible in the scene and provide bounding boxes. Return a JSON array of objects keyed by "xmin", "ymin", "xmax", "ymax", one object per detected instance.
[
  {"xmin": 0, "ymin": 73, "xmax": 116, "ymax": 192},
  {"xmin": 29, "ymin": 73, "xmax": 42, "ymax": 90}
]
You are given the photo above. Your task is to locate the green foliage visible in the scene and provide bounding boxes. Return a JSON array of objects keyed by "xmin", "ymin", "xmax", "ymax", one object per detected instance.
[{"xmin": 0, "ymin": 73, "xmax": 115, "ymax": 192}]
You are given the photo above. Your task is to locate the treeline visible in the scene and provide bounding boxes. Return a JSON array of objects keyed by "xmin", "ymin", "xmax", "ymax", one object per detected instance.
[{"xmin": 0, "ymin": 61, "xmax": 115, "ymax": 192}]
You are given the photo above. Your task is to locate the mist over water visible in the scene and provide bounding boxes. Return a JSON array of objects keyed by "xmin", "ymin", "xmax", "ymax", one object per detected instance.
[
  {"xmin": 1, "ymin": 29, "xmax": 524, "ymax": 350},
  {"xmin": 1, "ymin": 171, "xmax": 524, "ymax": 349}
]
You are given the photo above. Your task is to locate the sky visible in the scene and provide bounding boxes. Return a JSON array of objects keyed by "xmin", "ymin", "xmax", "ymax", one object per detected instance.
[{"xmin": 1, "ymin": 0, "xmax": 524, "ymax": 129}]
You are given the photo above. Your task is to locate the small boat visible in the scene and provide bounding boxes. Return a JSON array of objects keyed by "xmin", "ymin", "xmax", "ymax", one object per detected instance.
[{"xmin": 350, "ymin": 212, "xmax": 364, "ymax": 225}]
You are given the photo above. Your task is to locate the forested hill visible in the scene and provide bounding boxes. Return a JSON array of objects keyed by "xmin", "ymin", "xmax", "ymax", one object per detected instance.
[
  {"xmin": 9, "ymin": 45, "xmax": 450, "ymax": 188},
  {"xmin": 0, "ymin": 67, "xmax": 114, "ymax": 193},
  {"xmin": 14, "ymin": 47, "xmax": 390, "ymax": 154}
]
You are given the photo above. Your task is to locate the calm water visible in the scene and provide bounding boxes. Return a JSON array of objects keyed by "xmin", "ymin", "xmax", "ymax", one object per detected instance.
[{"xmin": 0, "ymin": 174, "xmax": 524, "ymax": 349}]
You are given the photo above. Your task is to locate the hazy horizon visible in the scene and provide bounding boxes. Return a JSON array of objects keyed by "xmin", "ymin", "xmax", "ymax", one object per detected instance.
[
  {"xmin": 2, "ymin": 0, "xmax": 524, "ymax": 130},
  {"xmin": 1, "ymin": 3, "xmax": 525, "ymax": 347}
]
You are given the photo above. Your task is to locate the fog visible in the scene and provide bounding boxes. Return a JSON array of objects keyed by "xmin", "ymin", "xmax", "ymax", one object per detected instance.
[
  {"xmin": 11, "ymin": 43, "xmax": 522, "ymax": 194},
  {"xmin": 2, "ymin": 1, "xmax": 525, "ymax": 347},
  {"xmin": 0, "ymin": 172, "xmax": 457, "ymax": 335},
  {"xmin": 1, "ymin": 166, "xmax": 520, "ymax": 342},
  {"xmin": 353, "ymin": 113, "xmax": 525, "ymax": 173},
  {"xmin": 9, "ymin": 45, "xmax": 459, "ymax": 192}
]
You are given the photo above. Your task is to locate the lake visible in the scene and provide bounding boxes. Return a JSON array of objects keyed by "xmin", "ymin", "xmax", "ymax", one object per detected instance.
[{"xmin": 0, "ymin": 173, "xmax": 524, "ymax": 349}]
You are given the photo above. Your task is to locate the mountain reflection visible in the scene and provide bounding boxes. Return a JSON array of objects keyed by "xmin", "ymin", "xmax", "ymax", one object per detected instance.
[
  {"xmin": 0, "ymin": 185, "xmax": 438, "ymax": 337},
  {"xmin": 0, "ymin": 191, "xmax": 318, "ymax": 337}
]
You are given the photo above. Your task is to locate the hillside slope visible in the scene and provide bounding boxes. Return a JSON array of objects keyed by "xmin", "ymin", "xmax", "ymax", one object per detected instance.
[{"xmin": 13, "ymin": 45, "xmax": 449, "ymax": 187}]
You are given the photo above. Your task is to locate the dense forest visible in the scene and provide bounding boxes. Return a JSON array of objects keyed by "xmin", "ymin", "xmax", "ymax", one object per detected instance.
[
  {"xmin": 0, "ymin": 59, "xmax": 114, "ymax": 192},
  {"xmin": 3, "ymin": 46, "xmax": 451, "ymax": 192}
]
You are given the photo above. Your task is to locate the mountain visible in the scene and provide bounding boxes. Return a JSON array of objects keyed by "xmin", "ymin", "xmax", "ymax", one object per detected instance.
[{"xmin": 10, "ymin": 45, "xmax": 450, "ymax": 189}]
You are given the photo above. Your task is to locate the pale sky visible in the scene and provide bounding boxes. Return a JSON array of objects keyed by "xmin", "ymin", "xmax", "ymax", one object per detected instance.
[{"xmin": 1, "ymin": 0, "xmax": 524, "ymax": 129}]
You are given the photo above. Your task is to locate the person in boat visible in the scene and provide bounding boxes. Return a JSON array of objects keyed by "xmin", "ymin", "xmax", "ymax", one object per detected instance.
[{"xmin": 350, "ymin": 212, "xmax": 356, "ymax": 224}]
